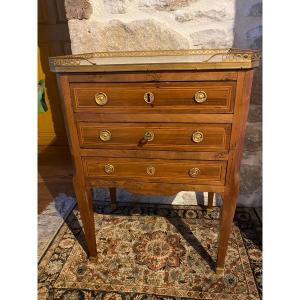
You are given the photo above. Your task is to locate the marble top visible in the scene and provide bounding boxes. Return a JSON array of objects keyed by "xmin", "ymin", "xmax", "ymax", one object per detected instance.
[{"xmin": 49, "ymin": 49, "xmax": 260, "ymax": 72}]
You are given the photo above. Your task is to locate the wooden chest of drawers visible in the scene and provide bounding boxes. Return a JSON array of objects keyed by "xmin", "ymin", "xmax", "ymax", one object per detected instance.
[{"xmin": 50, "ymin": 49, "xmax": 259, "ymax": 275}]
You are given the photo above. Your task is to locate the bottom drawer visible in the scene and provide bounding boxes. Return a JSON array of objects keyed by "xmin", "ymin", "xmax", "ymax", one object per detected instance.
[{"xmin": 83, "ymin": 157, "xmax": 227, "ymax": 185}]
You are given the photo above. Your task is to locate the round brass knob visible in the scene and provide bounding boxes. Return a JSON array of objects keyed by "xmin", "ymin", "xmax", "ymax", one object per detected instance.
[
  {"xmin": 104, "ymin": 164, "xmax": 114, "ymax": 174},
  {"xmin": 194, "ymin": 91, "xmax": 207, "ymax": 103},
  {"xmin": 144, "ymin": 92, "xmax": 154, "ymax": 104},
  {"xmin": 144, "ymin": 131, "xmax": 155, "ymax": 142},
  {"xmin": 147, "ymin": 166, "xmax": 155, "ymax": 176},
  {"xmin": 189, "ymin": 167, "xmax": 200, "ymax": 178},
  {"xmin": 192, "ymin": 131, "xmax": 204, "ymax": 143},
  {"xmin": 95, "ymin": 92, "xmax": 108, "ymax": 105},
  {"xmin": 99, "ymin": 129, "xmax": 111, "ymax": 142}
]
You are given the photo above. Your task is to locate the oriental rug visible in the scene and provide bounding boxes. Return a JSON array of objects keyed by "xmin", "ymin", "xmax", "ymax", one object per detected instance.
[{"xmin": 38, "ymin": 203, "xmax": 262, "ymax": 299}]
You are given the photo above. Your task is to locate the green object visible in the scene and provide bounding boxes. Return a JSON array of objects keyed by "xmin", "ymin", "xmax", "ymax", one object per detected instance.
[{"xmin": 38, "ymin": 79, "xmax": 48, "ymax": 113}]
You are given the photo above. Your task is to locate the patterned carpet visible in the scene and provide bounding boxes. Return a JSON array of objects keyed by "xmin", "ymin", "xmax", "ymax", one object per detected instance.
[{"xmin": 38, "ymin": 203, "xmax": 262, "ymax": 299}]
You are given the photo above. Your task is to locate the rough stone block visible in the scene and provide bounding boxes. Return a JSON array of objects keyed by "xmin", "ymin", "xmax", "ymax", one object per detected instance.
[
  {"xmin": 240, "ymin": 164, "xmax": 262, "ymax": 194},
  {"xmin": 244, "ymin": 122, "xmax": 262, "ymax": 153},
  {"xmin": 194, "ymin": 9, "xmax": 227, "ymax": 21},
  {"xmin": 175, "ymin": 8, "xmax": 232, "ymax": 23},
  {"xmin": 65, "ymin": 0, "xmax": 92, "ymax": 20},
  {"xmin": 250, "ymin": 66, "xmax": 262, "ymax": 105},
  {"xmin": 248, "ymin": 104, "xmax": 262, "ymax": 123},
  {"xmin": 248, "ymin": 2, "xmax": 262, "ymax": 17},
  {"xmin": 239, "ymin": 164, "xmax": 262, "ymax": 207},
  {"xmin": 242, "ymin": 150, "xmax": 261, "ymax": 166},
  {"xmin": 69, "ymin": 19, "xmax": 190, "ymax": 53},
  {"xmin": 190, "ymin": 29, "xmax": 233, "ymax": 48},
  {"xmin": 138, "ymin": 0, "xmax": 197, "ymax": 11},
  {"xmin": 174, "ymin": 12, "xmax": 193, "ymax": 22},
  {"xmin": 246, "ymin": 25, "xmax": 262, "ymax": 49},
  {"xmin": 103, "ymin": 0, "xmax": 128, "ymax": 14}
]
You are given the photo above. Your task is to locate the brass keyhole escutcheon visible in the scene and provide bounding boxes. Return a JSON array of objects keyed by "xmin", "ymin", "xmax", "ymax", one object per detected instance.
[
  {"xmin": 189, "ymin": 167, "xmax": 200, "ymax": 178},
  {"xmin": 95, "ymin": 92, "xmax": 108, "ymax": 105},
  {"xmin": 194, "ymin": 91, "xmax": 207, "ymax": 103},
  {"xmin": 144, "ymin": 131, "xmax": 155, "ymax": 142},
  {"xmin": 192, "ymin": 131, "xmax": 204, "ymax": 143},
  {"xmin": 99, "ymin": 129, "xmax": 111, "ymax": 142},
  {"xmin": 147, "ymin": 166, "xmax": 155, "ymax": 176},
  {"xmin": 104, "ymin": 164, "xmax": 114, "ymax": 174},
  {"xmin": 144, "ymin": 92, "xmax": 154, "ymax": 104}
]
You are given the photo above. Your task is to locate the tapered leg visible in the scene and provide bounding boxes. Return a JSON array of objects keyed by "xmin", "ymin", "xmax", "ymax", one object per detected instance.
[
  {"xmin": 109, "ymin": 187, "xmax": 117, "ymax": 209},
  {"xmin": 73, "ymin": 177, "xmax": 97, "ymax": 259},
  {"xmin": 207, "ymin": 192, "xmax": 214, "ymax": 213},
  {"xmin": 216, "ymin": 188, "xmax": 238, "ymax": 275}
]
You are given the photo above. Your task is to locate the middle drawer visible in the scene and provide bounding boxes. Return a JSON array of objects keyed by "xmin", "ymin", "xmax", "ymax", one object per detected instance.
[{"xmin": 78, "ymin": 123, "xmax": 231, "ymax": 152}]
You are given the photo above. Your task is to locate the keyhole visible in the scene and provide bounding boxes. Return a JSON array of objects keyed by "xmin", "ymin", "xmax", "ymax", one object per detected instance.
[{"xmin": 144, "ymin": 92, "xmax": 154, "ymax": 104}]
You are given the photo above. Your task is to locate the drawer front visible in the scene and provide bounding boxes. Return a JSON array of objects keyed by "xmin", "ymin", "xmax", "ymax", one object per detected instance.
[
  {"xmin": 71, "ymin": 82, "xmax": 235, "ymax": 113},
  {"xmin": 83, "ymin": 157, "xmax": 227, "ymax": 185},
  {"xmin": 78, "ymin": 123, "xmax": 231, "ymax": 152}
]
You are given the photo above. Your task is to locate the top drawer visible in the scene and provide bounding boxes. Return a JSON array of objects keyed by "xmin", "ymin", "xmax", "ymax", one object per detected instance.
[{"xmin": 70, "ymin": 82, "xmax": 236, "ymax": 114}]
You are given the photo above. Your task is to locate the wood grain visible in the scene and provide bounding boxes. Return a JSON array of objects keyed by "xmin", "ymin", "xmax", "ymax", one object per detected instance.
[
  {"xmin": 83, "ymin": 157, "xmax": 227, "ymax": 185},
  {"xmin": 67, "ymin": 71, "xmax": 238, "ymax": 83},
  {"xmin": 75, "ymin": 113, "xmax": 234, "ymax": 123},
  {"xmin": 57, "ymin": 74, "xmax": 97, "ymax": 258},
  {"xmin": 78, "ymin": 122, "xmax": 231, "ymax": 152},
  {"xmin": 70, "ymin": 81, "xmax": 236, "ymax": 114},
  {"xmin": 80, "ymin": 149, "xmax": 229, "ymax": 161},
  {"xmin": 207, "ymin": 192, "xmax": 214, "ymax": 211},
  {"xmin": 216, "ymin": 70, "xmax": 254, "ymax": 272}
]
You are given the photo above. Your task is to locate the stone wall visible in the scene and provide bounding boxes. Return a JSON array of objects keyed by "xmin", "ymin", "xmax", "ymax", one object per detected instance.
[
  {"xmin": 66, "ymin": 0, "xmax": 236, "ymax": 52},
  {"xmin": 234, "ymin": 0, "xmax": 262, "ymax": 207},
  {"xmin": 65, "ymin": 0, "xmax": 262, "ymax": 207}
]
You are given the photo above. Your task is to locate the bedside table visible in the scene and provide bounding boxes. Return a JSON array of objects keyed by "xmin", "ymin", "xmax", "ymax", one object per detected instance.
[{"xmin": 49, "ymin": 49, "xmax": 260, "ymax": 275}]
